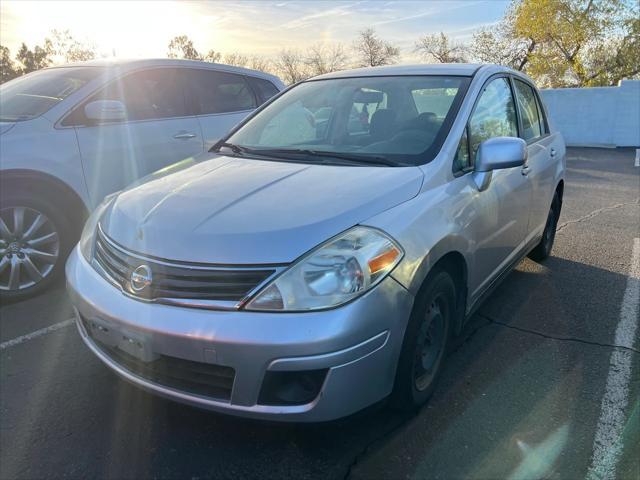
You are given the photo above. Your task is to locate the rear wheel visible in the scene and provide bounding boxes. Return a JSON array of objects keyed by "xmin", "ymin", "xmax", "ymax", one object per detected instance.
[
  {"xmin": 0, "ymin": 196, "xmax": 73, "ymax": 301},
  {"xmin": 391, "ymin": 269, "xmax": 455, "ymax": 410},
  {"xmin": 528, "ymin": 192, "xmax": 561, "ymax": 262}
]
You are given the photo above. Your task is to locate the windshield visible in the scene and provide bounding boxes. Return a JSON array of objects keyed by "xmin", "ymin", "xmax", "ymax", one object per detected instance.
[
  {"xmin": 225, "ymin": 75, "xmax": 470, "ymax": 166},
  {"xmin": 0, "ymin": 67, "xmax": 104, "ymax": 121}
]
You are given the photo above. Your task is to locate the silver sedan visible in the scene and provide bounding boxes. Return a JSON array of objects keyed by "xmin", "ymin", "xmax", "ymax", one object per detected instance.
[{"xmin": 66, "ymin": 64, "xmax": 566, "ymax": 421}]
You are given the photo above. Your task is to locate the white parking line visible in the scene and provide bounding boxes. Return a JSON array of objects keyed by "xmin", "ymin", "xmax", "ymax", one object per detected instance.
[
  {"xmin": 587, "ymin": 238, "xmax": 640, "ymax": 480},
  {"xmin": 0, "ymin": 318, "xmax": 75, "ymax": 351}
]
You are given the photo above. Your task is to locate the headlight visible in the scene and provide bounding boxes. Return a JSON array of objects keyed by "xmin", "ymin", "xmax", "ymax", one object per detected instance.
[
  {"xmin": 245, "ymin": 226, "xmax": 403, "ymax": 312},
  {"xmin": 79, "ymin": 194, "xmax": 117, "ymax": 262}
]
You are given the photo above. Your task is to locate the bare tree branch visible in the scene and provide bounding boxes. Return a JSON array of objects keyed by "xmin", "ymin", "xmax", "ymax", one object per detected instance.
[
  {"xmin": 414, "ymin": 32, "xmax": 467, "ymax": 63},
  {"xmin": 353, "ymin": 28, "xmax": 400, "ymax": 67}
]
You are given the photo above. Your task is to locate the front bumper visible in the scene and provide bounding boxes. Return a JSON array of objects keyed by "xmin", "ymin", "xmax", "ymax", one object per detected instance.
[{"xmin": 66, "ymin": 247, "xmax": 414, "ymax": 422}]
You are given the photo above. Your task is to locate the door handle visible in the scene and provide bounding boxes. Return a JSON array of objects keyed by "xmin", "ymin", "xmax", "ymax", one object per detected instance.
[
  {"xmin": 550, "ymin": 148, "xmax": 557, "ymax": 157},
  {"xmin": 173, "ymin": 131, "xmax": 197, "ymax": 140},
  {"xmin": 521, "ymin": 165, "xmax": 531, "ymax": 176}
]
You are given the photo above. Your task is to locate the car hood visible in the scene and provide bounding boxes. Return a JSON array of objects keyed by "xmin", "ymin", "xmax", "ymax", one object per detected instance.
[{"xmin": 101, "ymin": 154, "xmax": 423, "ymax": 264}]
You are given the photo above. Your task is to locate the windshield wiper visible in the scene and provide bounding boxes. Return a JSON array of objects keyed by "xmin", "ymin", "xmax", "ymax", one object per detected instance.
[
  {"xmin": 213, "ymin": 143, "xmax": 314, "ymax": 163},
  {"xmin": 212, "ymin": 142, "xmax": 247, "ymax": 155},
  {"xmin": 246, "ymin": 148, "xmax": 404, "ymax": 167},
  {"xmin": 212, "ymin": 144, "xmax": 406, "ymax": 167}
]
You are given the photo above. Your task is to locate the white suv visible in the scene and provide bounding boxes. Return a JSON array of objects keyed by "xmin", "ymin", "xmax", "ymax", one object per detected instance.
[{"xmin": 0, "ymin": 59, "xmax": 285, "ymax": 300}]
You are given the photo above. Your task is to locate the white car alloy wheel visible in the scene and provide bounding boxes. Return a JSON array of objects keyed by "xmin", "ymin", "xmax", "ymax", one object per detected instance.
[{"xmin": 0, "ymin": 206, "xmax": 60, "ymax": 292}]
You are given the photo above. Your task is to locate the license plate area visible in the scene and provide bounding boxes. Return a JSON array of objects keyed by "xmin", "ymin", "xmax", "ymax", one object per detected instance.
[{"xmin": 82, "ymin": 317, "xmax": 158, "ymax": 362}]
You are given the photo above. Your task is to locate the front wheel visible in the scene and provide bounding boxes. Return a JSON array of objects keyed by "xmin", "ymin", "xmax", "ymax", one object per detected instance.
[
  {"xmin": 0, "ymin": 196, "xmax": 73, "ymax": 302},
  {"xmin": 391, "ymin": 269, "xmax": 455, "ymax": 411},
  {"xmin": 528, "ymin": 192, "xmax": 561, "ymax": 262}
]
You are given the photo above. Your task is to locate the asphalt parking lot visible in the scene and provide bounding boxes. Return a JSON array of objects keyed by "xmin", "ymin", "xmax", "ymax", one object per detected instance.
[{"xmin": 1, "ymin": 147, "xmax": 638, "ymax": 480}]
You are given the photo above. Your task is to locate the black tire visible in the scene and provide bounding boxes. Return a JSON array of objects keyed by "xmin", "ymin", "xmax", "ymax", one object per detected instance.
[
  {"xmin": 391, "ymin": 269, "xmax": 456, "ymax": 411},
  {"xmin": 0, "ymin": 193, "xmax": 75, "ymax": 302},
  {"xmin": 528, "ymin": 192, "xmax": 561, "ymax": 262}
]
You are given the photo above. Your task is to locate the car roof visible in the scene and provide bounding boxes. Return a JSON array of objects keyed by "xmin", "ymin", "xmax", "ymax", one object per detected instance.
[
  {"xmin": 313, "ymin": 63, "xmax": 532, "ymax": 80},
  {"xmin": 49, "ymin": 58, "xmax": 283, "ymax": 85}
]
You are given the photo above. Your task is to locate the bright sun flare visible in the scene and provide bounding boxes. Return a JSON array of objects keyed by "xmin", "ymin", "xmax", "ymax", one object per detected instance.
[{"xmin": 1, "ymin": 1, "xmax": 225, "ymax": 59}]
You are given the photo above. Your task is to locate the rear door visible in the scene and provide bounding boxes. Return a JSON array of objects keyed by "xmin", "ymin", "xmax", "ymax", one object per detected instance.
[
  {"xmin": 72, "ymin": 68, "xmax": 203, "ymax": 206},
  {"xmin": 184, "ymin": 69, "xmax": 258, "ymax": 149},
  {"xmin": 512, "ymin": 78, "xmax": 558, "ymax": 235}
]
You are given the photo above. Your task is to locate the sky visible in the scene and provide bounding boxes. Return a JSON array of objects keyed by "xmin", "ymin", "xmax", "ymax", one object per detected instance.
[{"xmin": 0, "ymin": 0, "xmax": 510, "ymax": 63}]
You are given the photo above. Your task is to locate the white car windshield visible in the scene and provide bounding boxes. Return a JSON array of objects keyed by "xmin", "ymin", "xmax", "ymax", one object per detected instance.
[
  {"xmin": 225, "ymin": 75, "xmax": 470, "ymax": 166},
  {"xmin": 0, "ymin": 67, "xmax": 104, "ymax": 121}
]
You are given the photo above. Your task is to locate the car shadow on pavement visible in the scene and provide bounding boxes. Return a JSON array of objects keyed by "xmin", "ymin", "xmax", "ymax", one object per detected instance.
[{"xmin": 348, "ymin": 255, "xmax": 635, "ymax": 480}]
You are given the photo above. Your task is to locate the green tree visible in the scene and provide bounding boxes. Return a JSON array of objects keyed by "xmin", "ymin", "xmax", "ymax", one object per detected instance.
[
  {"xmin": 15, "ymin": 40, "xmax": 53, "ymax": 74},
  {"xmin": 580, "ymin": 17, "xmax": 640, "ymax": 86},
  {"xmin": 49, "ymin": 29, "xmax": 96, "ymax": 62},
  {"xmin": 167, "ymin": 35, "xmax": 201, "ymax": 60},
  {"xmin": 470, "ymin": 5, "xmax": 536, "ymax": 71},
  {"xmin": 167, "ymin": 36, "xmax": 225, "ymax": 64},
  {"xmin": 0, "ymin": 46, "xmax": 19, "ymax": 83},
  {"xmin": 471, "ymin": 0, "xmax": 640, "ymax": 87},
  {"xmin": 203, "ymin": 49, "xmax": 222, "ymax": 63}
]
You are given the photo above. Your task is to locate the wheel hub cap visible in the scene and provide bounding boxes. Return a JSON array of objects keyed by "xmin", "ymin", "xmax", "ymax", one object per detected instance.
[
  {"xmin": 413, "ymin": 297, "xmax": 447, "ymax": 392},
  {"xmin": 7, "ymin": 242, "xmax": 21, "ymax": 254},
  {"xmin": 0, "ymin": 207, "xmax": 60, "ymax": 292}
]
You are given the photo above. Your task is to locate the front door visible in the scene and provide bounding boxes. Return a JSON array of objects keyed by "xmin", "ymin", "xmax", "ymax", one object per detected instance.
[
  {"xmin": 73, "ymin": 68, "xmax": 204, "ymax": 207},
  {"xmin": 465, "ymin": 76, "xmax": 532, "ymax": 301}
]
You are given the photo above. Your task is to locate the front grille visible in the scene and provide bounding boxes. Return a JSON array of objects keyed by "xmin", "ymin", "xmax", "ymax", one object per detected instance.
[
  {"xmin": 94, "ymin": 227, "xmax": 276, "ymax": 303},
  {"xmin": 84, "ymin": 319, "xmax": 235, "ymax": 401}
]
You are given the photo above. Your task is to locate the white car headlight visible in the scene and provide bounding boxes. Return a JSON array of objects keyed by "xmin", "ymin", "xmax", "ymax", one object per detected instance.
[
  {"xmin": 79, "ymin": 194, "xmax": 117, "ymax": 262},
  {"xmin": 245, "ymin": 226, "xmax": 403, "ymax": 312}
]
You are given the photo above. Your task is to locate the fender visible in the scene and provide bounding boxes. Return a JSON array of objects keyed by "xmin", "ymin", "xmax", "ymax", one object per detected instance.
[
  {"xmin": 0, "ymin": 169, "xmax": 90, "ymax": 227},
  {"xmin": 392, "ymin": 234, "xmax": 471, "ymax": 297}
]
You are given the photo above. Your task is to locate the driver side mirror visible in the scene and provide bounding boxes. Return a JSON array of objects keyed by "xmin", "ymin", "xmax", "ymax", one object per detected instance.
[
  {"xmin": 472, "ymin": 137, "xmax": 527, "ymax": 191},
  {"xmin": 84, "ymin": 100, "xmax": 127, "ymax": 124}
]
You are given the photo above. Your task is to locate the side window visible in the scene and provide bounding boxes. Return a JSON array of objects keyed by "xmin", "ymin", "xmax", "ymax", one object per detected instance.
[
  {"xmin": 247, "ymin": 77, "xmax": 279, "ymax": 104},
  {"xmin": 513, "ymin": 79, "xmax": 542, "ymax": 141},
  {"xmin": 534, "ymin": 91, "xmax": 549, "ymax": 135},
  {"xmin": 468, "ymin": 77, "xmax": 518, "ymax": 161},
  {"xmin": 187, "ymin": 69, "xmax": 256, "ymax": 115},
  {"xmin": 64, "ymin": 68, "xmax": 188, "ymax": 125},
  {"xmin": 453, "ymin": 127, "xmax": 470, "ymax": 172}
]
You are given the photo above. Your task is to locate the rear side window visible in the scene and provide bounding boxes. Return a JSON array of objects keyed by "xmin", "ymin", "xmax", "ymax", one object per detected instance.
[
  {"xmin": 513, "ymin": 79, "xmax": 542, "ymax": 141},
  {"xmin": 247, "ymin": 77, "xmax": 279, "ymax": 104},
  {"xmin": 534, "ymin": 91, "xmax": 549, "ymax": 135},
  {"xmin": 186, "ymin": 69, "xmax": 256, "ymax": 115},
  {"xmin": 468, "ymin": 77, "xmax": 518, "ymax": 160},
  {"xmin": 63, "ymin": 68, "xmax": 188, "ymax": 125}
]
